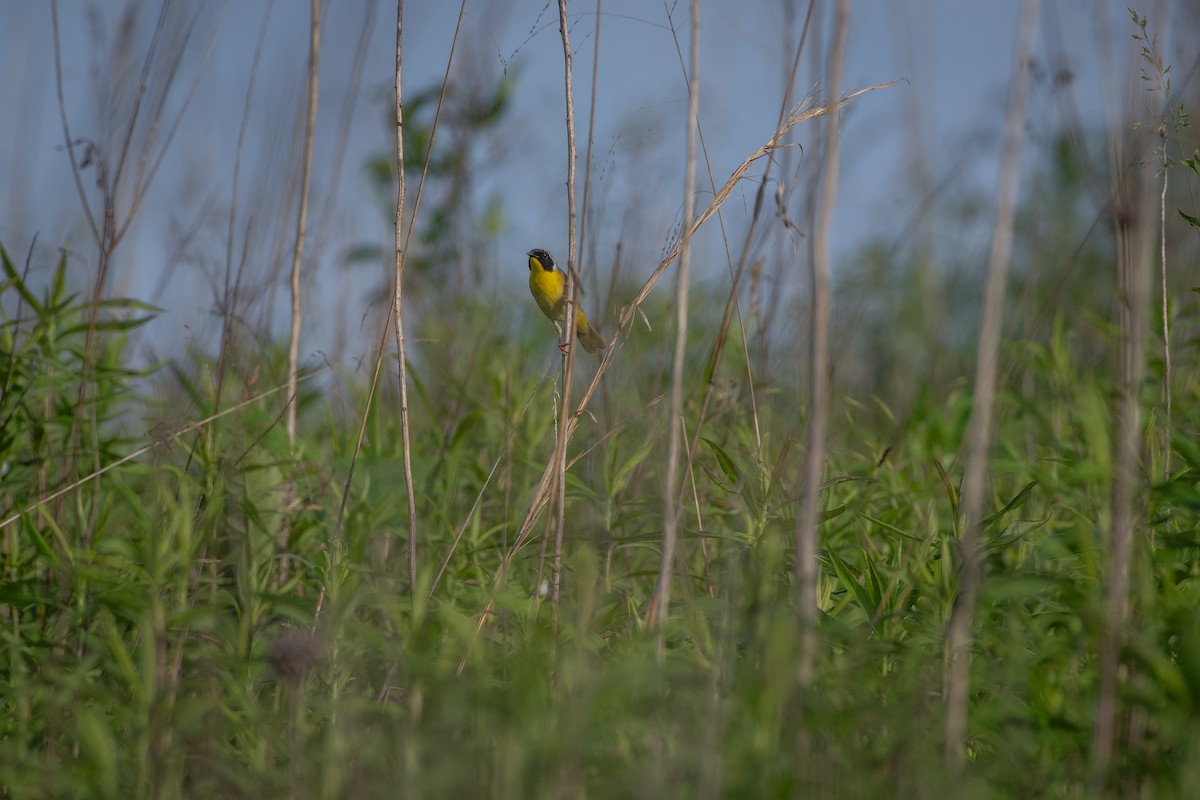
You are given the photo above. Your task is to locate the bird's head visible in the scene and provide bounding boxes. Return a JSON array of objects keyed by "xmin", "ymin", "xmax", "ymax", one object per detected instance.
[{"xmin": 527, "ymin": 248, "xmax": 556, "ymax": 272}]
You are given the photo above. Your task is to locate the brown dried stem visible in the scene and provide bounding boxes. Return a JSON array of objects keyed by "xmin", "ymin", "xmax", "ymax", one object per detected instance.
[
  {"xmin": 943, "ymin": 0, "xmax": 1040, "ymax": 772},
  {"xmin": 650, "ymin": 0, "xmax": 700, "ymax": 644},
  {"xmin": 286, "ymin": 0, "xmax": 320, "ymax": 446}
]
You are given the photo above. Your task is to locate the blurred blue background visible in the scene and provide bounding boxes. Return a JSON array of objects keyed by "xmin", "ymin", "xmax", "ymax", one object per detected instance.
[{"xmin": 0, "ymin": 1, "xmax": 1186, "ymax": 368}]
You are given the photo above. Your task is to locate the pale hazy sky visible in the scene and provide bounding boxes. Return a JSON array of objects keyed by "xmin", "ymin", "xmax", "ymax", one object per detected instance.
[{"xmin": 0, "ymin": 1, "xmax": 1184, "ymax": 363}]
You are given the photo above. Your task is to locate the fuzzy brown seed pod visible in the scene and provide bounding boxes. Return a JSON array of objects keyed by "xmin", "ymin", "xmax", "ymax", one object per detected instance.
[{"xmin": 267, "ymin": 628, "xmax": 325, "ymax": 684}]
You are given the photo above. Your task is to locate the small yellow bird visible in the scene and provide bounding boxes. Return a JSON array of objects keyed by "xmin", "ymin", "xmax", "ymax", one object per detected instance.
[{"xmin": 526, "ymin": 248, "xmax": 607, "ymax": 353}]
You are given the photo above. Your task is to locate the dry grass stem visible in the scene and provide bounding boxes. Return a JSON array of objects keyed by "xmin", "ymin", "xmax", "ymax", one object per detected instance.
[
  {"xmin": 1089, "ymin": 109, "xmax": 1158, "ymax": 800},
  {"xmin": 286, "ymin": 0, "xmax": 320, "ymax": 446},
  {"xmin": 650, "ymin": 0, "xmax": 701, "ymax": 641},
  {"xmin": 943, "ymin": 0, "xmax": 1041, "ymax": 772},
  {"xmin": 549, "ymin": 0, "xmax": 581, "ymax": 616},
  {"xmin": 795, "ymin": 0, "xmax": 848, "ymax": 692},
  {"xmin": 392, "ymin": 0, "xmax": 420, "ymax": 583}
]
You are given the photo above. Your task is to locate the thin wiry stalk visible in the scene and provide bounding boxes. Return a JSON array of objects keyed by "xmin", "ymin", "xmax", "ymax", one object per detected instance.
[
  {"xmin": 461, "ymin": 413, "xmax": 664, "ymax": 668},
  {"xmin": 1089, "ymin": 10, "xmax": 1158, "ymax": 783},
  {"xmin": 213, "ymin": 0, "xmax": 274, "ymax": 441},
  {"xmin": 392, "ymin": 0, "xmax": 469, "ymax": 574},
  {"xmin": 675, "ymin": 0, "xmax": 815, "ymax": 454},
  {"xmin": 305, "ymin": 0, "xmax": 375, "ymax": 370},
  {"xmin": 1090, "ymin": 162, "xmax": 1155, "ymax": 796},
  {"xmin": 569, "ymin": 2, "xmax": 604, "ymax": 603},
  {"xmin": 51, "ymin": 1, "xmax": 221, "ymax": 254},
  {"xmin": 535, "ymin": 0, "xmax": 605, "ymax": 621},
  {"xmin": 50, "ymin": 0, "xmax": 112, "ymax": 524},
  {"xmin": 188, "ymin": 1, "xmax": 273, "ymax": 597},
  {"xmin": 111, "ymin": 2, "xmax": 225, "ymax": 250},
  {"xmin": 550, "ymin": 0, "xmax": 579, "ymax": 615},
  {"xmin": 50, "ymin": 0, "xmax": 101, "ymax": 246},
  {"xmin": 1159, "ymin": 164, "xmax": 1170, "ymax": 477},
  {"xmin": 653, "ymin": 0, "xmax": 730, "ymax": 602},
  {"xmin": 652, "ymin": 0, "xmax": 700, "ymax": 642},
  {"xmin": 315, "ymin": 0, "xmax": 375, "ymax": 260},
  {"xmin": 358, "ymin": 269, "xmax": 423, "ymax": 704},
  {"xmin": 1129, "ymin": 4, "xmax": 1173, "ymax": 479},
  {"xmin": 577, "ymin": 0, "xmax": 602, "ymax": 285},
  {"xmin": 392, "ymin": 0, "xmax": 419, "ymax": 585},
  {"xmin": 332, "ymin": 314, "xmax": 392, "ymax": 548},
  {"xmin": 588, "ymin": 86, "xmax": 895, "ymax": 399},
  {"xmin": 678, "ymin": 419, "xmax": 713, "ymax": 598},
  {"xmin": 795, "ymin": 0, "xmax": 847, "ymax": 691},
  {"xmin": 286, "ymin": 0, "xmax": 320, "ymax": 447},
  {"xmin": 117, "ymin": 1, "xmax": 225, "ymax": 248},
  {"xmin": 109, "ymin": 1, "xmax": 170, "ymax": 193},
  {"xmin": 944, "ymin": 0, "xmax": 1040, "ymax": 772}
]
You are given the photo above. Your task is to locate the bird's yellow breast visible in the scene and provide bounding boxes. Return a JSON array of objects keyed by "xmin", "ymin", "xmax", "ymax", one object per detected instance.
[
  {"xmin": 528, "ymin": 259, "xmax": 566, "ymax": 321},
  {"xmin": 526, "ymin": 248, "xmax": 606, "ymax": 353}
]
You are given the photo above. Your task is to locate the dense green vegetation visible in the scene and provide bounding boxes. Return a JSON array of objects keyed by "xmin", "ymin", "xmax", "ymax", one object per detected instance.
[
  {"xmin": 4, "ymin": 5, "xmax": 1200, "ymax": 797},
  {"xmin": 3, "ymin": 190, "xmax": 1200, "ymax": 798}
]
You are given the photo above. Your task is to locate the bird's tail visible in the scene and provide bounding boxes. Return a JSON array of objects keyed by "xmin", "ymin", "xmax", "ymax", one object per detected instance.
[{"xmin": 578, "ymin": 324, "xmax": 607, "ymax": 354}]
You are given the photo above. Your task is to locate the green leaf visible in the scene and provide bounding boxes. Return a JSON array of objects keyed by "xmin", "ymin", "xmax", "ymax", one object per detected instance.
[
  {"xmin": 75, "ymin": 707, "xmax": 118, "ymax": 799},
  {"xmin": 820, "ymin": 503, "xmax": 848, "ymax": 522},
  {"xmin": 26, "ymin": 510, "xmax": 64, "ymax": 565},
  {"xmin": 934, "ymin": 458, "xmax": 959, "ymax": 518},
  {"xmin": 94, "ymin": 297, "xmax": 162, "ymax": 313},
  {"xmin": 698, "ymin": 461, "xmax": 734, "ymax": 493},
  {"xmin": 611, "ymin": 441, "xmax": 653, "ymax": 496},
  {"xmin": 849, "ymin": 506, "xmax": 922, "ymax": 542},
  {"xmin": 825, "ymin": 547, "xmax": 877, "ymax": 619},
  {"xmin": 1180, "ymin": 209, "xmax": 1200, "ymax": 228},
  {"xmin": 49, "ymin": 250, "xmax": 68, "ymax": 307},
  {"xmin": 342, "ymin": 244, "xmax": 385, "ymax": 266},
  {"xmin": 982, "ymin": 481, "xmax": 1038, "ymax": 530},
  {"xmin": 702, "ymin": 438, "xmax": 741, "ymax": 484},
  {"xmin": 0, "ymin": 244, "xmax": 42, "ymax": 313},
  {"xmin": 861, "ymin": 550, "xmax": 887, "ymax": 613},
  {"xmin": 62, "ymin": 315, "xmax": 156, "ymax": 336}
]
